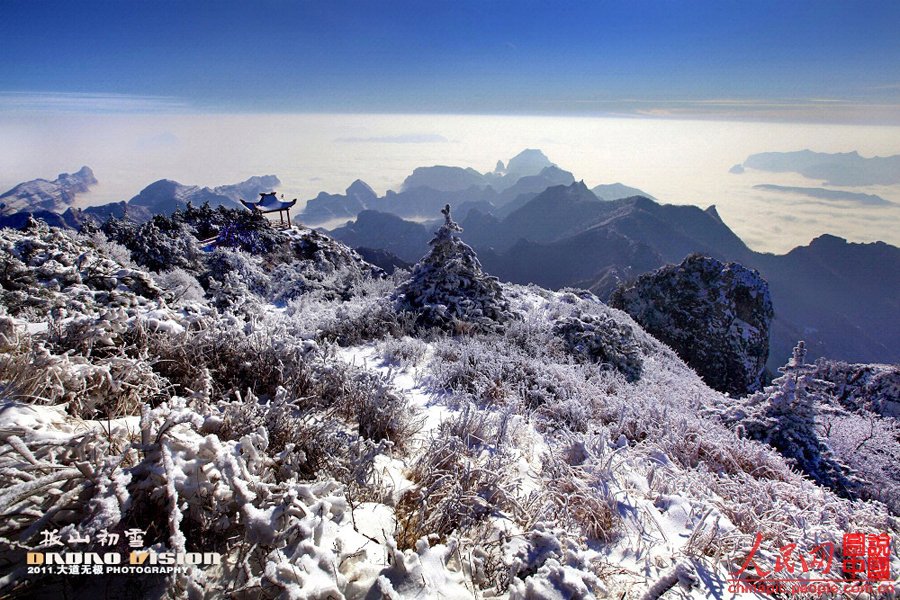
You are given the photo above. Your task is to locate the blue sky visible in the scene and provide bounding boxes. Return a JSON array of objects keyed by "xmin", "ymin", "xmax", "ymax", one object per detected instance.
[{"xmin": 1, "ymin": 0, "xmax": 899, "ymax": 121}]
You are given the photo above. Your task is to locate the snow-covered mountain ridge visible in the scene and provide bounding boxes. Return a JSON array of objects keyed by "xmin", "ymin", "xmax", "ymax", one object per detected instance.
[
  {"xmin": 0, "ymin": 208, "xmax": 897, "ymax": 598},
  {"xmin": 0, "ymin": 166, "xmax": 97, "ymax": 215}
]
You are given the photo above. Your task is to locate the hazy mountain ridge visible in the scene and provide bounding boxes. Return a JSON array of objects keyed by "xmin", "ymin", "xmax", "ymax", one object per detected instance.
[
  {"xmin": 328, "ymin": 210, "xmax": 430, "ymax": 263},
  {"xmin": 0, "ymin": 166, "xmax": 97, "ymax": 214},
  {"xmin": 127, "ymin": 175, "xmax": 281, "ymax": 216},
  {"xmin": 591, "ymin": 182, "xmax": 657, "ymax": 201},
  {"xmin": 742, "ymin": 149, "xmax": 900, "ymax": 186},
  {"xmin": 752, "ymin": 184, "xmax": 893, "ymax": 206},
  {"xmin": 324, "ymin": 181, "xmax": 899, "ymax": 371},
  {"xmin": 0, "ymin": 171, "xmax": 281, "ymax": 225},
  {"xmin": 297, "ymin": 149, "xmax": 654, "ymax": 225}
]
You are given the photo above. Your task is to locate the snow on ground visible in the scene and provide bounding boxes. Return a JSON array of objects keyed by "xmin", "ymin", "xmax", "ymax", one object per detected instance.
[
  {"xmin": 1, "ymin": 220, "xmax": 897, "ymax": 600},
  {"xmin": 331, "ymin": 331, "xmax": 750, "ymax": 599}
]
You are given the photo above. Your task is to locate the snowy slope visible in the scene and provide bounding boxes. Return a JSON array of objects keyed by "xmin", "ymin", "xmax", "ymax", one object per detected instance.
[{"xmin": 0, "ymin": 217, "xmax": 897, "ymax": 599}]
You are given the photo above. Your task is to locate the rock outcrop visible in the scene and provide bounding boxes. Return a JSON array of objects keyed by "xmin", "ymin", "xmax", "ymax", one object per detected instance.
[{"xmin": 609, "ymin": 254, "xmax": 773, "ymax": 396}]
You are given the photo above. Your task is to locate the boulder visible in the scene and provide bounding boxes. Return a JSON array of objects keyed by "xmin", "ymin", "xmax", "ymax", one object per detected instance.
[{"xmin": 610, "ymin": 253, "xmax": 773, "ymax": 396}]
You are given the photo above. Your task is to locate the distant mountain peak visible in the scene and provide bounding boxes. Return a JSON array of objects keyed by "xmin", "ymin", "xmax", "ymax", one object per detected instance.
[
  {"xmin": 0, "ymin": 166, "xmax": 99, "ymax": 214},
  {"xmin": 505, "ymin": 149, "xmax": 554, "ymax": 177},
  {"xmin": 591, "ymin": 182, "xmax": 656, "ymax": 202},
  {"xmin": 705, "ymin": 205, "xmax": 722, "ymax": 222},
  {"xmin": 346, "ymin": 179, "xmax": 377, "ymax": 201},
  {"xmin": 123, "ymin": 175, "xmax": 279, "ymax": 217},
  {"xmin": 809, "ymin": 233, "xmax": 848, "ymax": 247}
]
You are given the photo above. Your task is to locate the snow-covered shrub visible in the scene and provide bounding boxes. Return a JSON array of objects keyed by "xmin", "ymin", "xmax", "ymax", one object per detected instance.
[
  {"xmin": 268, "ymin": 262, "xmax": 361, "ymax": 304},
  {"xmin": 179, "ymin": 203, "xmax": 288, "ymax": 254},
  {"xmin": 395, "ymin": 415, "xmax": 520, "ymax": 550},
  {"xmin": 102, "ymin": 215, "xmax": 203, "ymax": 273},
  {"xmin": 81, "ymin": 231, "xmax": 135, "ymax": 268},
  {"xmin": 825, "ymin": 409, "xmax": 900, "ymax": 513},
  {"xmin": 0, "ymin": 334, "xmax": 168, "ymax": 418},
  {"xmin": 0, "ymin": 220, "xmax": 160, "ymax": 318},
  {"xmin": 316, "ymin": 365, "xmax": 422, "ymax": 450},
  {"xmin": 735, "ymin": 342, "xmax": 860, "ymax": 497},
  {"xmin": 200, "ymin": 247, "xmax": 269, "ymax": 311},
  {"xmin": 377, "ymin": 335, "xmax": 428, "ymax": 368},
  {"xmin": 552, "ymin": 310, "xmax": 644, "ymax": 382},
  {"xmin": 145, "ymin": 312, "xmax": 317, "ymax": 401},
  {"xmin": 814, "ymin": 358, "xmax": 900, "ymax": 417},
  {"xmin": 45, "ymin": 308, "xmax": 132, "ymax": 356},
  {"xmin": 428, "ymin": 332, "xmax": 612, "ymax": 431},
  {"xmin": 315, "ymin": 297, "xmax": 419, "ymax": 346},
  {"xmin": 0, "ymin": 426, "xmax": 136, "ymax": 557},
  {"xmin": 216, "ymin": 391, "xmax": 353, "ymax": 479},
  {"xmin": 153, "ymin": 267, "xmax": 206, "ymax": 306},
  {"xmin": 540, "ymin": 447, "xmax": 619, "ymax": 542},
  {"xmin": 394, "ymin": 204, "xmax": 516, "ymax": 333}
]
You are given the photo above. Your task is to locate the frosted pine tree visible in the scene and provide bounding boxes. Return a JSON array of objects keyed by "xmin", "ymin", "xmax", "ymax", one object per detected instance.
[
  {"xmin": 739, "ymin": 341, "xmax": 859, "ymax": 496},
  {"xmin": 394, "ymin": 204, "xmax": 515, "ymax": 332}
]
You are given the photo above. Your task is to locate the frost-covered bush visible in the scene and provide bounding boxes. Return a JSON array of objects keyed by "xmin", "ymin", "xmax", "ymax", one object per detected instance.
[
  {"xmin": 199, "ymin": 228, "xmax": 386, "ymax": 311},
  {"xmin": 102, "ymin": 214, "xmax": 203, "ymax": 273},
  {"xmin": 178, "ymin": 203, "xmax": 288, "ymax": 254},
  {"xmin": 427, "ymin": 292, "xmax": 654, "ymax": 430},
  {"xmin": 813, "ymin": 358, "xmax": 900, "ymax": 417},
  {"xmin": 145, "ymin": 311, "xmax": 318, "ymax": 401},
  {"xmin": 217, "ymin": 390, "xmax": 357, "ymax": 480},
  {"xmin": 825, "ymin": 410, "xmax": 900, "ymax": 513},
  {"xmin": 315, "ymin": 297, "xmax": 419, "ymax": 346},
  {"xmin": 552, "ymin": 310, "xmax": 644, "ymax": 382},
  {"xmin": 0, "ymin": 396, "xmax": 395, "ymax": 599},
  {"xmin": 0, "ymin": 332, "xmax": 168, "ymax": 418},
  {"xmin": 352, "ymin": 371, "xmax": 422, "ymax": 447},
  {"xmin": 200, "ymin": 247, "xmax": 270, "ymax": 311},
  {"xmin": 394, "ymin": 205, "xmax": 516, "ymax": 333},
  {"xmin": 315, "ymin": 365, "xmax": 422, "ymax": 450},
  {"xmin": 0, "ymin": 220, "xmax": 160, "ymax": 318},
  {"xmin": 153, "ymin": 267, "xmax": 206, "ymax": 306},
  {"xmin": 734, "ymin": 342, "xmax": 860, "ymax": 497},
  {"xmin": 81, "ymin": 231, "xmax": 135, "ymax": 268},
  {"xmin": 377, "ymin": 335, "xmax": 428, "ymax": 368},
  {"xmin": 539, "ymin": 439, "xmax": 619, "ymax": 542}
]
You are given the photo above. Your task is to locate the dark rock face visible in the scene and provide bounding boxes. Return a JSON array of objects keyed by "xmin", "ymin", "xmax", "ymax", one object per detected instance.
[{"xmin": 610, "ymin": 254, "xmax": 773, "ymax": 396}]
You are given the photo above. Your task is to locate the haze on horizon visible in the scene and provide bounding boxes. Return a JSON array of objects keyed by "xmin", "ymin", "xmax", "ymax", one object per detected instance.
[{"xmin": 1, "ymin": 0, "xmax": 900, "ymax": 254}]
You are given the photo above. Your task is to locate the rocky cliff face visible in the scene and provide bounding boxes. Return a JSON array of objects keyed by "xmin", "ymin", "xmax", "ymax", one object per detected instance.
[{"xmin": 609, "ymin": 254, "xmax": 773, "ymax": 396}]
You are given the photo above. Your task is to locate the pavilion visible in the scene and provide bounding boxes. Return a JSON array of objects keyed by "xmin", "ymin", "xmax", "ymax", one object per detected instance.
[{"xmin": 240, "ymin": 192, "xmax": 297, "ymax": 227}]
